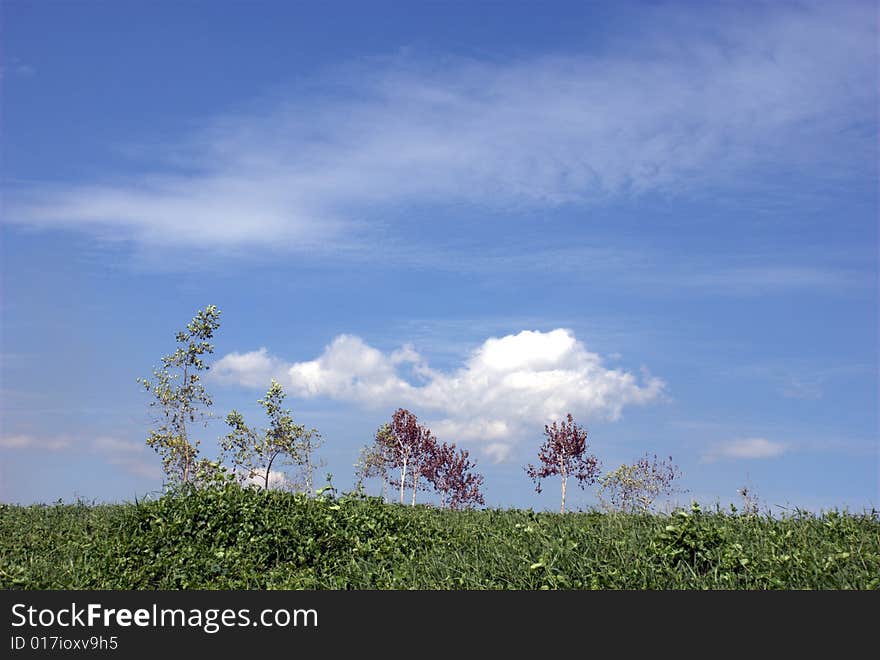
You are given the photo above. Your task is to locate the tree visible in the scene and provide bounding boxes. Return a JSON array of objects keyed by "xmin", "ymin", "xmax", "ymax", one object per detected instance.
[
  {"xmin": 426, "ymin": 442, "xmax": 485, "ymax": 509},
  {"xmin": 222, "ymin": 409, "xmax": 263, "ymax": 485},
  {"xmin": 296, "ymin": 425, "xmax": 324, "ymax": 496},
  {"xmin": 138, "ymin": 305, "xmax": 221, "ymax": 485},
  {"xmin": 737, "ymin": 484, "xmax": 760, "ymax": 516},
  {"xmin": 598, "ymin": 453, "xmax": 681, "ymax": 513},
  {"xmin": 525, "ymin": 413, "xmax": 600, "ymax": 513},
  {"xmin": 354, "ymin": 424, "xmax": 393, "ymax": 501},
  {"xmin": 408, "ymin": 425, "xmax": 437, "ymax": 506},
  {"xmin": 387, "ymin": 408, "xmax": 436, "ymax": 505},
  {"xmin": 221, "ymin": 379, "xmax": 322, "ymax": 492}
]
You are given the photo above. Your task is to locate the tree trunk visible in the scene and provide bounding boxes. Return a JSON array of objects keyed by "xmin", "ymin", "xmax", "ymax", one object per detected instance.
[
  {"xmin": 381, "ymin": 447, "xmax": 388, "ymax": 502},
  {"xmin": 399, "ymin": 455, "xmax": 408, "ymax": 504},
  {"xmin": 411, "ymin": 471, "xmax": 419, "ymax": 506},
  {"xmin": 181, "ymin": 452, "xmax": 190, "ymax": 485},
  {"xmin": 180, "ymin": 364, "xmax": 190, "ymax": 483},
  {"xmin": 304, "ymin": 437, "xmax": 313, "ymax": 496},
  {"xmin": 559, "ymin": 453, "xmax": 567, "ymax": 514},
  {"xmin": 264, "ymin": 451, "xmax": 278, "ymax": 490}
]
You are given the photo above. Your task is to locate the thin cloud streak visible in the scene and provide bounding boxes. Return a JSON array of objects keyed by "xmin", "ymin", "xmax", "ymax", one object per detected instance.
[
  {"xmin": 702, "ymin": 437, "xmax": 789, "ymax": 463},
  {"xmin": 0, "ymin": 434, "xmax": 161, "ymax": 479},
  {"xmin": 3, "ymin": 2, "xmax": 873, "ymax": 252},
  {"xmin": 0, "ymin": 434, "xmax": 71, "ymax": 451}
]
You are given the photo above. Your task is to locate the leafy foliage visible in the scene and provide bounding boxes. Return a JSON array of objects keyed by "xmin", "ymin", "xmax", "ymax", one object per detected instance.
[
  {"xmin": 736, "ymin": 485, "xmax": 761, "ymax": 516},
  {"xmin": 3, "ymin": 494, "xmax": 877, "ymax": 590},
  {"xmin": 599, "ymin": 453, "xmax": 682, "ymax": 513},
  {"xmin": 425, "ymin": 442, "xmax": 485, "ymax": 510},
  {"xmin": 357, "ymin": 414, "xmax": 485, "ymax": 508},
  {"xmin": 525, "ymin": 413, "xmax": 601, "ymax": 512},
  {"xmin": 354, "ymin": 425, "xmax": 393, "ymax": 500},
  {"xmin": 652, "ymin": 503, "xmax": 728, "ymax": 572},
  {"xmin": 137, "ymin": 305, "xmax": 222, "ymax": 485},
  {"xmin": 387, "ymin": 409, "xmax": 437, "ymax": 505},
  {"xmin": 221, "ymin": 380, "xmax": 321, "ymax": 492}
]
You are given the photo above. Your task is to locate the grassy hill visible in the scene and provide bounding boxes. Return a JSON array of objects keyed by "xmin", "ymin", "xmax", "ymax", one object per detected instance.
[{"xmin": 1, "ymin": 485, "xmax": 878, "ymax": 589}]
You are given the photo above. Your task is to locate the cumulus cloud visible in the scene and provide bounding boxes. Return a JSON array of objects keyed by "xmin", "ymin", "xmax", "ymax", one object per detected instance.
[
  {"xmin": 211, "ymin": 347, "xmax": 286, "ymax": 388},
  {"xmin": 702, "ymin": 438, "xmax": 788, "ymax": 463},
  {"xmin": 212, "ymin": 328, "xmax": 665, "ymax": 460},
  {"xmin": 242, "ymin": 469, "xmax": 294, "ymax": 490},
  {"xmin": 3, "ymin": 2, "xmax": 873, "ymax": 251},
  {"xmin": 484, "ymin": 442, "xmax": 515, "ymax": 464}
]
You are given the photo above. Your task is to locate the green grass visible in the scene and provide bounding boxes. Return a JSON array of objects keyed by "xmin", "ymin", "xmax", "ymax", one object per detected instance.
[{"xmin": 1, "ymin": 486, "xmax": 878, "ymax": 589}]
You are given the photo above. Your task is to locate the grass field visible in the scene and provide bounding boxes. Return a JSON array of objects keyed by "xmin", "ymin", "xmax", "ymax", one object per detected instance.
[{"xmin": 2, "ymin": 485, "xmax": 878, "ymax": 589}]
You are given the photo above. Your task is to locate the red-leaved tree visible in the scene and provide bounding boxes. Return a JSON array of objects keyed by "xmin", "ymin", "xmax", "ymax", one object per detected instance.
[
  {"xmin": 426, "ymin": 442, "xmax": 485, "ymax": 509},
  {"xmin": 525, "ymin": 413, "xmax": 600, "ymax": 513},
  {"xmin": 388, "ymin": 408, "xmax": 437, "ymax": 505}
]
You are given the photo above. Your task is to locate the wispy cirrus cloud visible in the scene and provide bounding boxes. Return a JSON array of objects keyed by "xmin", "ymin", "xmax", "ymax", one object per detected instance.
[
  {"xmin": 702, "ymin": 437, "xmax": 789, "ymax": 463},
  {"xmin": 93, "ymin": 437, "xmax": 162, "ymax": 479},
  {"xmin": 212, "ymin": 328, "xmax": 665, "ymax": 461},
  {"xmin": 0, "ymin": 433, "xmax": 160, "ymax": 479},
  {"xmin": 3, "ymin": 2, "xmax": 873, "ymax": 252},
  {"xmin": 0, "ymin": 434, "xmax": 72, "ymax": 451},
  {"xmin": 725, "ymin": 361, "xmax": 875, "ymax": 401},
  {"xmin": 0, "ymin": 57, "xmax": 36, "ymax": 79},
  {"xmin": 398, "ymin": 245, "xmax": 865, "ymax": 297}
]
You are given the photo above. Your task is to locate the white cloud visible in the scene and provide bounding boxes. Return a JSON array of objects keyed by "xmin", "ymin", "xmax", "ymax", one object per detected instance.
[
  {"xmin": 0, "ymin": 433, "xmax": 163, "ymax": 480},
  {"xmin": 212, "ymin": 328, "xmax": 665, "ymax": 461},
  {"xmin": 242, "ymin": 469, "xmax": 293, "ymax": 490},
  {"xmin": 684, "ymin": 266, "xmax": 858, "ymax": 296},
  {"xmin": 485, "ymin": 442, "xmax": 515, "ymax": 464},
  {"xmin": 703, "ymin": 438, "xmax": 788, "ymax": 462},
  {"xmin": 211, "ymin": 347, "xmax": 285, "ymax": 388},
  {"xmin": 0, "ymin": 434, "xmax": 71, "ymax": 450},
  {"xmin": 3, "ymin": 2, "xmax": 872, "ymax": 250},
  {"xmin": 0, "ymin": 435, "xmax": 32, "ymax": 449}
]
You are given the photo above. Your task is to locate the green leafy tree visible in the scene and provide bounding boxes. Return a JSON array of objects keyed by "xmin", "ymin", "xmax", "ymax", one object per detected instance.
[
  {"xmin": 221, "ymin": 379, "xmax": 322, "ymax": 492},
  {"xmin": 297, "ymin": 425, "xmax": 324, "ymax": 497},
  {"xmin": 598, "ymin": 454, "xmax": 682, "ymax": 513},
  {"xmin": 737, "ymin": 484, "xmax": 761, "ymax": 516},
  {"xmin": 138, "ymin": 305, "xmax": 222, "ymax": 486},
  {"xmin": 354, "ymin": 424, "xmax": 394, "ymax": 501}
]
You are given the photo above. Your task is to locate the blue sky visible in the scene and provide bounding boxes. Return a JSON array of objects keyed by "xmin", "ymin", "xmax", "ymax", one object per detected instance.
[{"xmin": 1, "ymin": 0, "xmax": 877, "ymax": 512}]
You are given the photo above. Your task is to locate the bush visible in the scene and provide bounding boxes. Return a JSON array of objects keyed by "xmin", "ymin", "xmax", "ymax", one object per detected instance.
[{"xmin": 2, "ymin": 492, "xmax": 878, "ymax": 589}]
